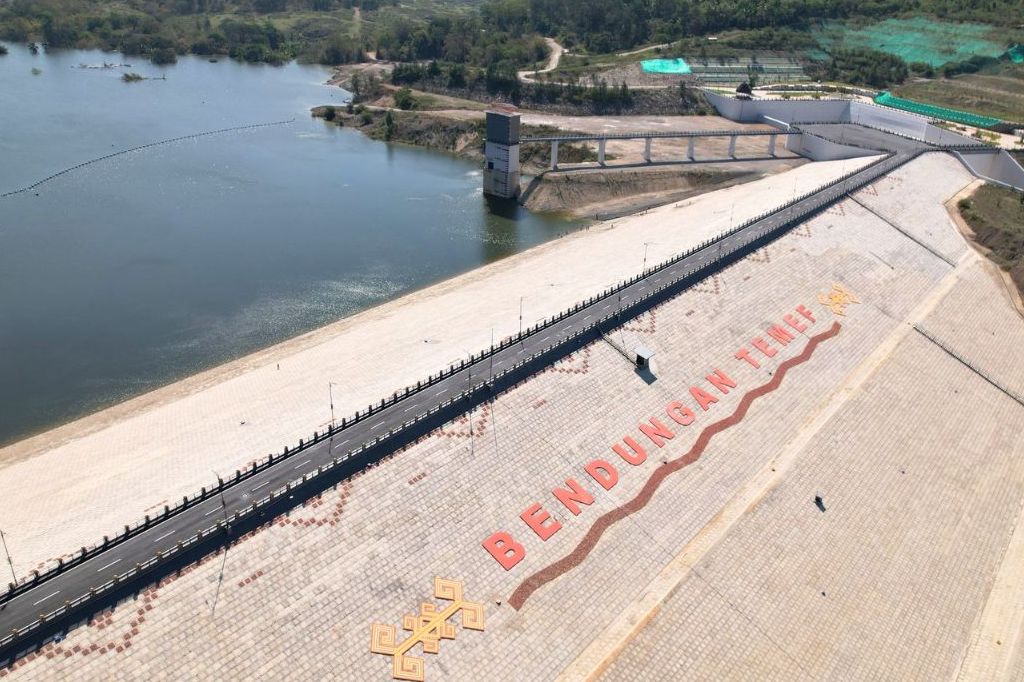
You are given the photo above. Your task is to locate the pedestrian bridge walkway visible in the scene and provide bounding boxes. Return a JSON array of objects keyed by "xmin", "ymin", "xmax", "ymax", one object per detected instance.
[{"xmin": 520, "ymin": 129, "xmax": 793, "ymax": 170}]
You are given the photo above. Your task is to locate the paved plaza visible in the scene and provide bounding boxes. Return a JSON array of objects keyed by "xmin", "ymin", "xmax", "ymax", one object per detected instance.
[{"xmin": 3, "ymin": 154, "xmax": 1024, "ymax": 680}]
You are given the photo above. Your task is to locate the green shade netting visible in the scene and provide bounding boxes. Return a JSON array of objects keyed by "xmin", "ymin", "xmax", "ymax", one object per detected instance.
[
  {"xmin": 641, "ymin": 58, "xmax": 692, "ymax": 74},
  {"xmin": 814, "ymin": 18, "xmax": 1006, "ymax": 67},
  {"xmin": 874, "ymin": 91, "xmax": 1002, "ymax": 127}
]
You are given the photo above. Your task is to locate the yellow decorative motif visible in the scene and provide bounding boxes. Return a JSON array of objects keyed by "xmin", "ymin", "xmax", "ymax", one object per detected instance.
[
  {"xmin": 370, "ymin": 577, "xmax": 484, "ymax": 681},
  {"xmin": 818, "ymin": 282, "xmax": 860, "ymax": 316}
]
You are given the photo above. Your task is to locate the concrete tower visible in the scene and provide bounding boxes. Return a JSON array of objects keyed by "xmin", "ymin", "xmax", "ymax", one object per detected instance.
[{"xmin": 483, "ymin": 110, "xmax": 521, "ymax": 199}]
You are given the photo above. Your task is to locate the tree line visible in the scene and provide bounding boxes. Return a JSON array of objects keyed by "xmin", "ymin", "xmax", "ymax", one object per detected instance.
[
  {"xmin": 2, "ymin": 0, "xmax": 1020, "ymax": 89},
  {"xmin": 478, "ymin": 0, "xmax": 1023, "ymax": 54},
  {"xmin": 0, "ymin": 0, "xmax": 385, "ymax": 64}
]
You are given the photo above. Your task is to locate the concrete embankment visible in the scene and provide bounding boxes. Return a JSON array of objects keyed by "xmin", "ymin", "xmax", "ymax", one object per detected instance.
[
  {"xmin": 10, "ymin": 152, "xmax": 1024, "ymax": 681},
  {"xmin": 0, "ymin": 158, "xmax": 874, "ymax": 584}
]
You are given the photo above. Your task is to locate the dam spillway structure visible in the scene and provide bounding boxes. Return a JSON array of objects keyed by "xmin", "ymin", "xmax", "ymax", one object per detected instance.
[{"xmin": 483, "ymin": 110, "xmax": 521, "ymax": 199}]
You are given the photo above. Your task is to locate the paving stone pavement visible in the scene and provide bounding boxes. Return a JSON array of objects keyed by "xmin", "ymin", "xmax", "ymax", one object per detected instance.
[{"xmin": 6, "ymin": 154, "xmax": 1024, "ymax": 681}]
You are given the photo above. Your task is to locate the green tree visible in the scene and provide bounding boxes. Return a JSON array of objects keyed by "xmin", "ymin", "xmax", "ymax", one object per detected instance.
[
  {"xmin": 384, "ymin": 109, "xmax": 395, "ymax": 140},
  {"xmin": 746, "ymin": 65, "xmax": 759, "ymax": 89},
  {"xmin": 393, "ymin": 86, "xmax": 416, "ymax": 110},
  {"xmin": 618, "ymin": 81, "xmax": 632, "ymax": 105},
  {"xmin": 446, "ymin": 63, "xmax": 466, "ymax": 88},
  {"xmin": 151, "ymin": 48, "xmax": 177, "ymax": 65}
]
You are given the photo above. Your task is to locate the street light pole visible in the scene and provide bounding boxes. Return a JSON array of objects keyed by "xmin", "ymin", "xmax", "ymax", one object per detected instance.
[
  {"xmin": 462, "ymin": 350, "xmax": 475, "ymax": 458},
  {"xmin": 328, "ymin": 382, "xmax": 336, "ymax": 432},
  {"xmin": 519, "ymin": 296, "xmax": 524, "ymax": 338},
  {"xmin": 0, "ymin": 529, "xmax": 17, "ymax": 586},
  {"xmin": 210, "ymin": 472, "xmax": 231, "ymax": 617}
]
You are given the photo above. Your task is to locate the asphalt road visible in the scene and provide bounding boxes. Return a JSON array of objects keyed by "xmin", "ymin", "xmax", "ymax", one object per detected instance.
[{"xmin": 0, "ymin": 127, "xmax": 932, "ymax": 653}]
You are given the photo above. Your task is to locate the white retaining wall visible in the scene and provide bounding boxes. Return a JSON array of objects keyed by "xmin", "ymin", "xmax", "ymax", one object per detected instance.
[{"xmin": 705, "ymin": 91, "xmax": 1024, "ymax": 190}]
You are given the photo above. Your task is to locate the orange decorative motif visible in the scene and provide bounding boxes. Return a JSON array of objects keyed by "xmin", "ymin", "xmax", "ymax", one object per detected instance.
[
  {"xmin": 370, "ymin": 578, "xmax": 484, "ymax": 681},
  {"xmin": 818, "ymin": 282, "xmax": 860, "ymax": 316}
]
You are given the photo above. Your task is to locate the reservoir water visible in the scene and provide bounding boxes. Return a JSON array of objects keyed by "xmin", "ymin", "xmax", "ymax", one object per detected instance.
[{"xmin": 0, "ymin": 43, "xmax": 576, "ymax": 446}]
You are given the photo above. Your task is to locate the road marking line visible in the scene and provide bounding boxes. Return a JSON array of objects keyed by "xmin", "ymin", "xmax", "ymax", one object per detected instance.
[
  {"xmin": 153, "ymin": 530, "xmax": 175, "ymax": 544},
  {"xmin": 33, "ymin": 591, "xmax": 59, "ymax": 606},
  {"xmin": 371, "ymin": 422, "xmax": 384, "ymax": 430},
  {"xmin": 404, "ymin": 405, "xmax": 417, "ymax": 413},
  {"xmin": 437, "ymin": 389, "xmax": 448, "ymax": 395},
  {"xmin": 294, "ymin": 460, "xmax": 311, "ymax": 469},
  {"xmin": 96, "ymin": 558, "xmax": 121, "ymax": 573},
  {"xmin": 204, "ymin": 507, "xmax": 219, "ymax": 517},
  {"xmin": 251, "ymin": 481, "xmax": 269, "ymax": 492}
]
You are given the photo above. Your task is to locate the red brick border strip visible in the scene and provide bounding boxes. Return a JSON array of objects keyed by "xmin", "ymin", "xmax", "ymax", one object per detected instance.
[{"xmin": 508, "ymin": 321, "xmax": 842, "ymax": 610}]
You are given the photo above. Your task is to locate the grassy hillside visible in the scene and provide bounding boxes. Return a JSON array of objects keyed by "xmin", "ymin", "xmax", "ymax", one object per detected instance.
[
  {"xmin": 897, "ymin": 65, "xmax": 1024, "ymax": 123},
  {"xmin": 959, "ymin": 185, "xmax": 1024, "ymax": 293}
]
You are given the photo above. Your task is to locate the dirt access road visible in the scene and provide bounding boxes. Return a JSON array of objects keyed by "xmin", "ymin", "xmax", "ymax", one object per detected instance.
[{"xmin": 518, "ymin": 38, "xmax": 565, "ymax": 83}]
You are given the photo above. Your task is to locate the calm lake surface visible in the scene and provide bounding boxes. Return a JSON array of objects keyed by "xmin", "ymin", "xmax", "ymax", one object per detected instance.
[{"xmin": 0, "ymin": 43, "xmax": 576, "ymax": 445}]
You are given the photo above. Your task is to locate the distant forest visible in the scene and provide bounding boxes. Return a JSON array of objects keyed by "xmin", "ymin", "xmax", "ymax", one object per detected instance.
[
  {"xmin": 1, "ymin": 0, "xmax": 1021, "ymax": 85},
  {"xmin": 480, "ymin": 0, "xmax": 1023, "ymax": 53}
]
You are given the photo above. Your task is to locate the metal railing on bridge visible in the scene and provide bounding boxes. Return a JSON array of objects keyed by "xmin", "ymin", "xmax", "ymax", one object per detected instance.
[{"xmin": 520, "ymin": 129, "xmax": 792, "ymax": 143}]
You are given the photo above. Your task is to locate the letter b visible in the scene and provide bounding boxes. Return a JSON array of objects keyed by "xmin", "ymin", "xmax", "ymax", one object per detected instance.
[{"xmin": 482, "ymin": 531, "xmax": 525, "ymax": 571}]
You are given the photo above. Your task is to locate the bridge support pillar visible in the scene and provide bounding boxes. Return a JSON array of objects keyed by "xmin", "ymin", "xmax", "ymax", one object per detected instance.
[
  {"xmin": 643, "ymin": 138, "xmax": 652, "ymax": 164},
  {"xmin": 598, "ymin": 139, "xmax": 607, "ymax": 166},
  {"xmin": 551, "ymin": 140, "xmax": 559, "ymax": 170},
  {"xmin": 768, "ymin": 134, "xmax": 777, "ymax": 157},
  {"xmin": 728, "ymin": 135, "xmax": 737, "ymax": 158},
  {"xmin": 687, "ymin": 137, "xmax": 696, "ymax": 161}
]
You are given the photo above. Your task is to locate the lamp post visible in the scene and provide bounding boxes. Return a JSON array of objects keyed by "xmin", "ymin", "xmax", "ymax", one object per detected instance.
[
  {"xmin": 461, "ymin": 349, "xmax": 475, "ymax": 458},
  {"xmin": 328, "ymin": 382, "xmax": 337, "ymax": 431},
  {"xmin": 210, "ymin": 471, "xmax": 230, "ymax": 617},
  {"xmin": 519, "ymin": 296, "xmax": 524, "ymax": 338},
  {"xmin": 1, "ymin": 529, "xmax": 16, "ymax": 586}
]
